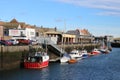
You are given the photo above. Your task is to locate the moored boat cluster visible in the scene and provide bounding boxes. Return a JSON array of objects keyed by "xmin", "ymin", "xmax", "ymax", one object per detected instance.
[
  {"xmin": 22, "ymin": 42, "xmax": 112, "ymax": 69},
  {"xmin": 60, "ymin": 47, "xmax": 112, "ymax": 64}
]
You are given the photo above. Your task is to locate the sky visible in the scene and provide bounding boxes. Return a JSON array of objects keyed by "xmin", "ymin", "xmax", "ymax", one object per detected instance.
[{"xmin": 0, "ymin": 0, "xmax": 120, "ymax": 38}]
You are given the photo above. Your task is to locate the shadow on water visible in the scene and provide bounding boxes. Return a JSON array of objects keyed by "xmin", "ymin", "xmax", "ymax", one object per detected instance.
[{"xmin": 1, "ymin": 48, "xmax": 120, "ymax": 80}]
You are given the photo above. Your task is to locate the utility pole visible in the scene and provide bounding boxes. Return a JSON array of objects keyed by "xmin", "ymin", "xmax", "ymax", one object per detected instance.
[{"xmin": 63, "ymin": 19, "xmax": 66, "ymax": 50}]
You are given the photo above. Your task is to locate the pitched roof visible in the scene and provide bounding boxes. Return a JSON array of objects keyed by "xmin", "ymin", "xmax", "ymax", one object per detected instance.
[
  {"xmin": 80, "ymin": 29, "xmax": 90, "ymax": 35},
  {"xmin": 10, "ymin": 18, "xmax": 18, "ymax": 23}
]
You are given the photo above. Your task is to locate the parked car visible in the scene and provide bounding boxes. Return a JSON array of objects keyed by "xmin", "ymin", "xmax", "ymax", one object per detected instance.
[
  {"xmin": 0, "ymin": 40, "xmax": 12, "ymax": 46},
  {"xmin": 7, "ymin": 39, "xmax": 19, "ymax": 45},
  {"xmin": 17, "ymin": 39, "xmax": 31, "ymax": 45},
  {"xmin": 0, "ymin": 40, "xmax": 6, "ymax": 45},
  {"xmin": 30, "ymin": 40, "xmax": 38, "ymax": 45}
]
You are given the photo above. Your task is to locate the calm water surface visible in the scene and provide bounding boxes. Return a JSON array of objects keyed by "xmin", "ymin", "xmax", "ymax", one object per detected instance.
[{"xmin": 0, "ymin": 48, "xmax": 120, "ymax": 80}]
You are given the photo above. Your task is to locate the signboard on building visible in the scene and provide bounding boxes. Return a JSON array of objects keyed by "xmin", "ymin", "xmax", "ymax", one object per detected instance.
[
  {"xmin": 9, "ymin": 29, "xmax": 25, "ymax": 36},
  {"xmin": 9, "ymin": 28, "xmax": 35, "ymax": 40}
]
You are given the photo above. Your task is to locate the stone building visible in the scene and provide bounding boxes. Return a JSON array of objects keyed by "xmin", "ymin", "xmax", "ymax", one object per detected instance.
[{"xmin": 66, "ymin": 29, "xmax": 94, "ymax": 44}]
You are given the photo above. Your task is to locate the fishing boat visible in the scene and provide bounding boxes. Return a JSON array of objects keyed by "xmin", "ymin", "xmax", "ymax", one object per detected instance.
[
  {"xmin": 91, "ymin": 48, "xmax": 101, "ymax": 55},
  {"xmin": 99, "ymin": 48, "xmax": 110, "ymax": 54},
  {"xmin": 99, "ymin": 45, "xmax": 110, "ymax": 53},
  {"xmin": 99, "ymin": 40, "xmax": 111, "ymax": 54},
  {"xmin": 60, "ymin": 53, "xmax": 70, "ymax": 63},
  {"xmin": 81, "ymin": 50, "xmax": 88, "ymax": 58},
  {"xmin": 69, "ymin": 49, "xmax": 82, "ymax": 59},
  {"xmin": 24, "ymin": 51, "xmax": 49, "ymax": 69}
]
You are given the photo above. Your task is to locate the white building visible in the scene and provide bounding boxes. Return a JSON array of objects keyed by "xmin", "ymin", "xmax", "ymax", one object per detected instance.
[{"xmin": 9, "ymin": 25, "xmax": 35, "ymax": 40}]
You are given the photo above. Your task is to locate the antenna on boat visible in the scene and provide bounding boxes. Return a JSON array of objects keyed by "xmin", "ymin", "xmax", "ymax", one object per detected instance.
[{"xmin": 45, "ymin": 39, "xmax": 48, "ymax": 53}]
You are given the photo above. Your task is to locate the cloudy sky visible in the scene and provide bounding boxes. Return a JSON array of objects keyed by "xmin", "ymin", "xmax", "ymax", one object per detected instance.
[{"xmin": 0, "ymin": 0, "xmax": 120, "ymax": 37}]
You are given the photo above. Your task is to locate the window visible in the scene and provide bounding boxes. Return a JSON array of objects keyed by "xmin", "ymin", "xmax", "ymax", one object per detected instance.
[
  {"xmin": 36, "ymin": 32, "xmax": 39, "ymax": 37},
  {"xmin": 4, "ymin": 29, "xmax": 9, "ymax": 36},
  {"xmin": 30, "ymin": 32, "xmax": 34, "ymax": 35}
]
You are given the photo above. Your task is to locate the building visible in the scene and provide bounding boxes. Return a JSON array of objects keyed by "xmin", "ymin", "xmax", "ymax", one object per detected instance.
[
  {"xmin": 0, "ymin": 18, "xmax": 36, "ymax": 40},
  {"xmin": 9, "ymin": 25, "xmax": 36, "ymax": 40},
  {"xmin": 0, "ymin": 19, "xmax": 94, "ymax": 45},
  {"xmin": 113, "ymin": 38, "xmax": 120, "ymax": 43},
  {"xmin": 0, "ymin": 26, "xmax": 4, "ymax": 40},
  {"xmin": 44, "ymin": 30, "xmax": 76, "ymax": 44},
  {"xmin": 66, "ymin": 29, "xmax": 93, "ymax": 44},
  {"xmin": 104, "ymin": 35, "xmax": 114, "ymax": 42}
]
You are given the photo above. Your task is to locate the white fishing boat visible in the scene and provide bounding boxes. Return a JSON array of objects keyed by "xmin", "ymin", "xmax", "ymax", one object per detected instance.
[
  {"xmin": 99, "ymin": 40, "xmax": 111, "ymax": 54},
  {"xmin": 60, "ymin": 53, "xmax": 70, "ymax": 63},
  {"xmin": 81, "ymin": 50, "xmax": 88, "ymax": 58},
  {"xmin": 69, "ymin": 49, "xmax": 82, "ymax": 59},
  {"xmin": 99, "ymin": 47, "xmax": 110, "ymax": 54}
]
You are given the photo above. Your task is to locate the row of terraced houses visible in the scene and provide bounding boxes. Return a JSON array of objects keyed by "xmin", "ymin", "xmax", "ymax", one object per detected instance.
[{"xmin": 0, "ymin": 19, "xmax": 98, "ymax": 44}]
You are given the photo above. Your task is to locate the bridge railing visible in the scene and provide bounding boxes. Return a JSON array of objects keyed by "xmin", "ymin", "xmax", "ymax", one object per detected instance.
[{"xmin": 37, "ymin": 36, "xmax": 66, "ymax": 54}]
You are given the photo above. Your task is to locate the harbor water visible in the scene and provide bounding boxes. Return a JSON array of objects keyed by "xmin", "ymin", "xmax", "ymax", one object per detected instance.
[{"xmin": 0, "ymin": 48, "xmax": 120, "ymax": 80}]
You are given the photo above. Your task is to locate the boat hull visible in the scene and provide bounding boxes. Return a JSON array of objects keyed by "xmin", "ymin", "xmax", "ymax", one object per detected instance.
[
  {"xmin": 91, "ymin": 51, "xmax": 100, "ymax": 55},
  {"xmin": 68, "ymin": 59, "xmax": 77, "ymax": 64},
  {"xmin": 60, "ymin": 57, "xmax": 70, "ymax": 63},
  {"xmin": 24, "ymin": 60, "xmax": 49, "ymax": 69}
]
